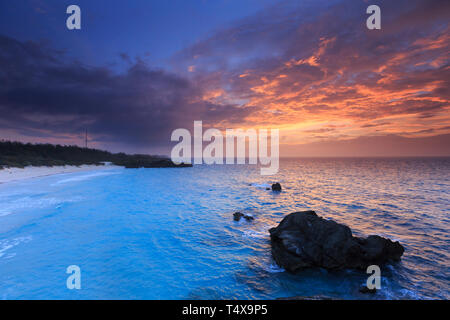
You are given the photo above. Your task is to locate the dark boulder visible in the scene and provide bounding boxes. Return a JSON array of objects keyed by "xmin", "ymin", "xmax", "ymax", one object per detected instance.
[
  {"xmin": 271, "ymin": 183, "xmax": 282, "ymax": 191},
  {"xmin": 233, "ymin": 212, "xmax": 254, "ymax": 222},
  {"xmin": 269, "ymin": 211, "xmax": 404, "ymax": 272}
]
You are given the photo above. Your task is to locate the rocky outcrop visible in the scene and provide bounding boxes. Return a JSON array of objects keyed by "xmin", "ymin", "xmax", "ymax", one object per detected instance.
[
  {"xmin": 271, "ymin": 183, "xmax": 282, "ymax": 191},
  {"xmin": 269, "ymin": 211, "xmax": 404, "ymax": 273},
  {"xmin": 233, "ymin": 212, "xmax": 254, "ymax": 222},
  {"xmin": 118, "ymin": 158, "xmax": 192, "ymax": 168}
]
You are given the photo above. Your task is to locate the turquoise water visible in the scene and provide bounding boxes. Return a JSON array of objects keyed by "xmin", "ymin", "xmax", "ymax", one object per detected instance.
[{"xmin": 0, "ymin": 158, "xmax": 449, "ymax": 299}]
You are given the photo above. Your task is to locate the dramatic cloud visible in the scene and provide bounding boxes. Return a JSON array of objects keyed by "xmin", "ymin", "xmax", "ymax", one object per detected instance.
[
  {"xmin": 177, "ymin": 0, "xmax": 450, "ymax": 146},
  {"xmin": 0, "ymin": 35, "xmax": 252, "ymax": 152},
  {"xmin": 0, "ymin": 0, "xmax": 449, "ymax": 155}
]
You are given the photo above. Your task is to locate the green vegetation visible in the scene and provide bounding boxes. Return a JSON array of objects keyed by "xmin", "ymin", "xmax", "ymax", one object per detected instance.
[{"xmin": 0, "ymin": 141, "xmax": 191, "ymax": 169}]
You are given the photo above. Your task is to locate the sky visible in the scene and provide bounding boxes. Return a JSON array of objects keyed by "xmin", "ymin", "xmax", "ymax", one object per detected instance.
[{"xmin": 0, "ymin": 0, "xmax": 449, "ymax": 156}]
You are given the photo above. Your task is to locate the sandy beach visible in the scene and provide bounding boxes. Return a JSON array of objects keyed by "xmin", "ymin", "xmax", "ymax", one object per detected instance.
[{"xmin": 0, "ymin": 164, "xmax": 120, "ymax": 184}]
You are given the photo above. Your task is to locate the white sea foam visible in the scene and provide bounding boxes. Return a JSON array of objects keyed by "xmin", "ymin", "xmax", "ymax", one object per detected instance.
[
  {"xmin": 0, "ymin": 236, "xmax": 32, "ymax": 258},
  {"xmin": 242, "ymin": 229, "xmax": 267, "ymax": 239},
  {"xmin": 0, "ymin": 196, "xmax": 83, "ymax": 217},
  {"xmin": 264, "ymin": 263, "xmax": 285, "ymax": 273},
  {"xmin": 250, "ymin": 183, "xmax": 271, "ymax": 188},
  {"xmin": 241, "ymin": 223, "xmax": 273, "ymax": 240},
  {"xmin": 52, "ymin": 170, "xmax": 121, "ymax": 185},
  {"xmin": 0, "ymin": 165, "xmax": 120, "ymax": 184}
]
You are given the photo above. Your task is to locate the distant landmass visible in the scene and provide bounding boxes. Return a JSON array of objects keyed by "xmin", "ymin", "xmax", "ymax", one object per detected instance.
[{"xmin": 0, "ymin": 141, "xmax": 191, "ymax": 169}]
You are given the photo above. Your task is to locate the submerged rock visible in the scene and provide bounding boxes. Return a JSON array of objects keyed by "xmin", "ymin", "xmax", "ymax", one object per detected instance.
[
  {"xmin": 233, "ymin": 212, "xmax": 254, "ymax": 222},
  {"xmin": 271, "ymin": 183, "xmax": 282, "ymax": 191},
  {"xmin": 269, "ymin": 211, "xmax": 404, "ymax": 273}
]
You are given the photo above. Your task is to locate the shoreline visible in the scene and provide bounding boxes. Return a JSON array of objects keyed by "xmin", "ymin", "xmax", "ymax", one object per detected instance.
[{"xmin": 0, "ymin": 164, "xmax": 121, "ymax": 184}]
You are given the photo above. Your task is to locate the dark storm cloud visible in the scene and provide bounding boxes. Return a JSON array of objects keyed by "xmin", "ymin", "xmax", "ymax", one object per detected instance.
[{"xmin": 0, "ymin": 35, "xmax": 251, "ymax": 148}]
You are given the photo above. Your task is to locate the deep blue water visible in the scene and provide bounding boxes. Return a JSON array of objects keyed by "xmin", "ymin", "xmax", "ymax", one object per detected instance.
[{"xmin": 0, "ymin": 158, "xmax": 449, "ymax": 299}]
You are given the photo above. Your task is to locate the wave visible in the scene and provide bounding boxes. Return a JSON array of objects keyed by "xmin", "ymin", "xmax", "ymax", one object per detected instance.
[
  {"xmin": 242, "ymin": 229, "xmax": 266, "ymax": 239},
  {"xmin": 0, "ymin": 196, "xmax": 83, "ymax": 217},
  {"xmin": 264, "ymin": 263, "xmax": 285, "ymax": 273},
  {"xmin": 250, "ymin": 183, "xmax": 271, "ymax": 189},
  {"xmin": 52, "ymin": 170, "xmax": 121, "ymax": 185}
]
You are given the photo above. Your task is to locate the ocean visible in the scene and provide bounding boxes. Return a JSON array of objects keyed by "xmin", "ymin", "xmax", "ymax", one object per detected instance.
[{"xmin": 0, "ymin": 158, "xmax": 449, "ymax": 299}]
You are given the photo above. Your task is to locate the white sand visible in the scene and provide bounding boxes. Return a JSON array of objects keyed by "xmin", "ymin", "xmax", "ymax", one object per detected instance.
[{"xmin": 0, "ymin": 164, "xmax": 120, "ymax": 184}]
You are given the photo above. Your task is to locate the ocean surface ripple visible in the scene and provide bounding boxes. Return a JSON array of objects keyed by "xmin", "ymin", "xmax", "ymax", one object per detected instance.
[{"xmin": 0, "ymin": 158, "xmax": 449, "ymax": 299}]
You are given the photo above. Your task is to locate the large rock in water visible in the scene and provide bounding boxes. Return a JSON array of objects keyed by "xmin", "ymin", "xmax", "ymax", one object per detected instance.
[
  {"xmin": 269, "ymin": 211, "xmax": 404, "ymax": 272},
  {"xmin": 271, "ymin": 183, "xmax": 282, "ymax": 191}
]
